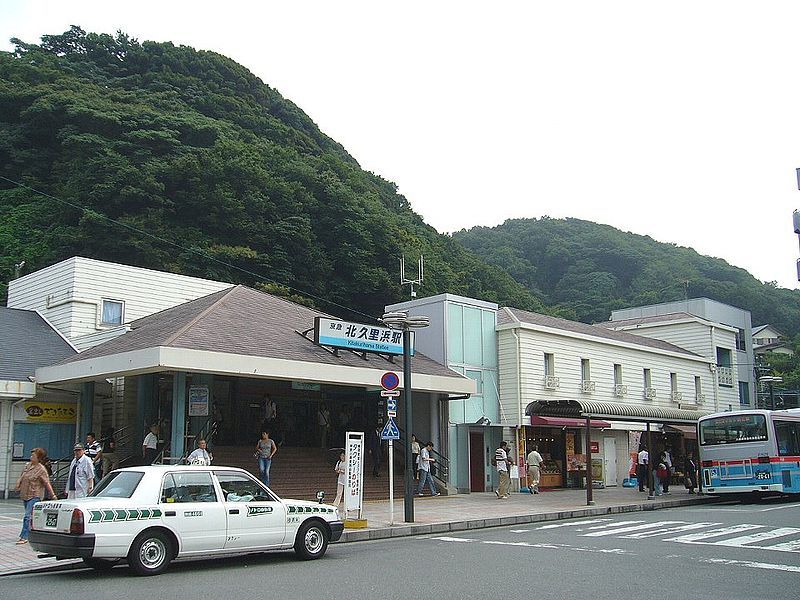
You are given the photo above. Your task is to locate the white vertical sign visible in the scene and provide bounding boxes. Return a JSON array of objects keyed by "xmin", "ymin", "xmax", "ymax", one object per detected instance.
[{"xmin": 344, "ymin": 431, "xmax": 365, "ymax": 519}]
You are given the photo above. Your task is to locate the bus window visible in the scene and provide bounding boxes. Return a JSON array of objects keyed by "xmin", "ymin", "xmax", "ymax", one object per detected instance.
[
  {"xmin": 699, "ymin": 414, "xmax": 768, "ymax": 445},
  {"xmin": 774, "ymin": 421, "xmax": 800, "ymax": 456}
]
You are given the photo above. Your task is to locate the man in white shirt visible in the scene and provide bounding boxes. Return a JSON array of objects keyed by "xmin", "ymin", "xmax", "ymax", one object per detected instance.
[
  {"xmin": 187, "ymin": 438, "xmax": 213, "ymax": 465},
  {"xmin": 142, "ymin": 423, "xmax": 159, "ymax": 465},
  {"xmin": 67, "ymin": 443, "xmax": 95, "ymax": 499},
  {"xmin": 495, "ymin": 441, "xmax": 513, "ymax": 499},
  {"xmin": 417, "ymin": 442, "xmax": 439, "ymax": 496},
  {"xmin": 526, "ymin": 444, "xmax": 543, "ymax": 494},
  {"xmin": 663, "ymin": 447, "xmax": 673, "ymax": 494},
  {"xmin": 637, "ymin": 446, "xmax": 649, "ymax": 492}
]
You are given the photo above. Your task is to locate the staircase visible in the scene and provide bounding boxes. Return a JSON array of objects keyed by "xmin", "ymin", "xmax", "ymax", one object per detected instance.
[{"xmin": 211, "ymin": 446, "xmax": 408, "ymax": 502}]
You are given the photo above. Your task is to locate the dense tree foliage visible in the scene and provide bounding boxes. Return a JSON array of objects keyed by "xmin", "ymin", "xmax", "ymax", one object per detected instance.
[
  {"xmin": 0, "ymin": 27, "xmax": 543, "ymax": 319},
  {"xmin": 454, "ymin": 217, "xmax": 800, "ymax": 335}
]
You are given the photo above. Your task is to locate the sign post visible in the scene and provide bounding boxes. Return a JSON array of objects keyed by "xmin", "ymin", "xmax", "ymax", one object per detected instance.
[{"xmin": 380, "ymin": 372, "xmax": 401, "ymax": 525}]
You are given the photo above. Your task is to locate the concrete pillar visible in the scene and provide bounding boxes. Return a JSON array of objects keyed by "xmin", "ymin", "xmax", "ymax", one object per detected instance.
[
  {"xmin": 80, "ymin": 382, "xmax": 95, "ymax": 440},
  {"xmin": 171, "ymin": 372, "xmax": 187, "ymax": 460}
]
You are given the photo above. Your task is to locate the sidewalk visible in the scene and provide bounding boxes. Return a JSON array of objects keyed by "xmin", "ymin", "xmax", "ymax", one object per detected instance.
[{"xmin": 0, "ymin": 487, "xmax": 716, "ymax": 576}]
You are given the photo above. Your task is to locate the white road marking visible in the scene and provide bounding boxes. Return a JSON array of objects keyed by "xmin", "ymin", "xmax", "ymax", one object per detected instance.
[
  {"xmin": 430, "ymin": 536, "xmax": 476, "ymax": 543},
  {"xmin": 666, "ymin": 524, "xmax": 765, "ymax": 543},
  {"xmin": 533, "ymin": 519, "xmax": 610, "ymax": 530},
  {"xmin": 712, "ymin": 527, "xmax": 800, "ymax": 547},
  {"xmin": 700, "ymin": 558, "xmax": 800, "ymax": 573},
  {"xmin": 760, "ymin": 502, "xmax": 800, "ymax": 513},
  {"xmin": 510, "ymin": 530, "xmax": 529, "ymax": 533},
  {"xmin": 621, "ymin": 522, "xmax": 723, "ymax": 539},
  {"xmin": 762, "ymin": 538, "xmax": 800, "ymax": 553},
  {"xmin": 581, "ymin": 521, "xmax": 684, "ymax": 537},
  {"xmin": 583, "ymin": 520, "xmax": 644, "ymax": 531}
]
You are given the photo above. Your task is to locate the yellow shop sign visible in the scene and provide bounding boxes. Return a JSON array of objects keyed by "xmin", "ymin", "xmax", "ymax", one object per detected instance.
[{"xmin": 23, "ymin": 402, "xmax": 77, "ymax": 423}]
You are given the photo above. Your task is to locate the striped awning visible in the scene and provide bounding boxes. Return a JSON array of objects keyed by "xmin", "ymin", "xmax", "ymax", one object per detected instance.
[{"xmin": 525, "ymin": 400, "xmax": 711, "ymax": 425}]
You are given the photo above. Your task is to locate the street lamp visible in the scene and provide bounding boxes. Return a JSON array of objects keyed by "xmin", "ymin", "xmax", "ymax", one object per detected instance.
[
  {"xmin": 382, "ymin": 310, "xmax": 430, "ymax": 523},
  {"xmin": 759, "ymin": 376, "xmax": 783, "ymax": 410}
]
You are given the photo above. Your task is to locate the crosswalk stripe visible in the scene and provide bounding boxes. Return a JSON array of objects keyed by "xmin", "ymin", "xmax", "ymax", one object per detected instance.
[
  {"xmin": 534, "ymin": 519, "xmax": 610, "ymax": 530},
  {"xmin": 712, "ymin": 527, "xmax": 800, "ymax": 548},
  {"xmin": 583, "ymin": 520, "xmax": 644, "ymax": 531},
  {"xmin": 581, "ymin": 521, "xmax": 684, "ymax": 537},
  {"xmin": 666, "ymin": 524, "xmax": 764, "ymax": 543},
  {"xmin": 621, "ymin": 522, "xmax": 722, "ymax": 539},
  {"xmin": 761, "ymin": 538, "xmax": 800, "ymax": 553}
]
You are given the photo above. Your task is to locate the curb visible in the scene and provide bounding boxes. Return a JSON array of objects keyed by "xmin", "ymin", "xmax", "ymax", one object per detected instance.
[{"xmin": 337, "ymin": 495, "xmax": 719, "ymax": 543}]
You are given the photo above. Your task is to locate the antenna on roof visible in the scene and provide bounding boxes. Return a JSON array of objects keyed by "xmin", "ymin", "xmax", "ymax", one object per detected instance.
[{"xmin": 400, "ymin": 255, "xmax": 424, "ymax": 299}]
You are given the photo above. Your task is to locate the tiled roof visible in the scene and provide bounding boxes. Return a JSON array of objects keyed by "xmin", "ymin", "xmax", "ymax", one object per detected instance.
[
  {"xmin": 498, "ymin": 307, "xmax": 699, "ymax": 357},
  {"xmin": 58, "ymin": 286, "xmax": 461, "ymax": 379},
  {"xmin": 0, "ymin": 308, "xmax": 76, "ymax": 380}
]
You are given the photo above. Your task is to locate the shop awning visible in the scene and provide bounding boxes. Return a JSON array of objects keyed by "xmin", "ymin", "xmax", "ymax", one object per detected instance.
[
  {"xmin": 525, "ymin": 400, "xmax": 710, "ymax": 425},
  {"xmin": 664, "ymin": 424, "xmax": 698, "ymax": 439},
  {"xmin": 530, "ymin": 415, "xmax": 611, "ymax": 428}
]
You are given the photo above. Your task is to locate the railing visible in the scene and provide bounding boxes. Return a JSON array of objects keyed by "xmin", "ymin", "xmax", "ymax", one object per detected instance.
[
  {"xmin": 644, "ymin": 387, "xmax": 657, "ymax": 400},
  {"xmin": 717, "ymin": 366, "xmax": 734, "ymax": 387},
  {"xmin": 544, "ymin": 375, "xmax": 560, "ymax": 390},
  {"xmin": 670, "ymin": 391, "xmax": 683, "ymax": 402},
  {"xmin": 397, "ymin": 426, "xmax": 449, "ymax": 483},
  {"xmin": 613, "ymin": 384, "xmax": 627, "ymax": 397},
  {"xmin": 580, "ymin": 380, "xmax": 595, "ymax": 394},
  {"xmin": 695, "ymin": 393, "xmax": 705, "ymax": 403}
]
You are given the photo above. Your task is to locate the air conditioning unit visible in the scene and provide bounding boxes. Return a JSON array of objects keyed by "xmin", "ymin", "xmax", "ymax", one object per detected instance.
[
  {"xmin": 613, "ymin": 384, "xmax": 627, "ymax": 397},
  {"xmin": 670, "ymin": 391, "xmax": 683, "ymax": 402},
  {"xmin": 581, "ymin": 380, "xmax": 595, "ymax": 394},
  {"xmin": 544, "ymin": 375, "xmax": 560, "ymax": 390},
  {"xmin": 644, "ymin": 387, "xmax": 657, "ymax": 400}
]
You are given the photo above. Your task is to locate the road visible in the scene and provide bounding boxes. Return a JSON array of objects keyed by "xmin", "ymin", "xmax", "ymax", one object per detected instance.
[{"xmin": 4, "ymin": 497, "xmax": 799, "ymax": 599}]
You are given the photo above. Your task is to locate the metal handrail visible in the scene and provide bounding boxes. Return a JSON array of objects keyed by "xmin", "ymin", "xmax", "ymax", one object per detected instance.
[
  {"xmin": 51, "ymin": 423, "xmax": 136, "ymax": 488},
  {"xmin": 396, "ymin": 426, "xmax": 449, "ymax": 483}
]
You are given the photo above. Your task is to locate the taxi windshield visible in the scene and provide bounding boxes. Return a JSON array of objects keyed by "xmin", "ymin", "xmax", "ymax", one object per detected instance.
[{"xmin": 91, "ymin": 471, "xmax": 144, "ymax": 498}]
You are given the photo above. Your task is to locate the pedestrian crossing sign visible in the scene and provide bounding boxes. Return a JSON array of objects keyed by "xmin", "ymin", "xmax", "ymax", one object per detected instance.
[{"xmin": 381, "ymin": 417, "xmax": 400, "ymax": 440}]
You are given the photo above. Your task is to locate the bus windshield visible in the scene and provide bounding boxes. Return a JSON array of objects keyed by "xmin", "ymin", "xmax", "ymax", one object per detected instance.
[{"xmin": 699, "ymin": 414, "xmax": 768, "ymax": 446}]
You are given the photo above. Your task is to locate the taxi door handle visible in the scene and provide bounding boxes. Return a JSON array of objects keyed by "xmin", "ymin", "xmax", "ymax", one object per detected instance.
[{"xmin": 229, "ymin": 509, "xmax": 239, "ymax": 514}]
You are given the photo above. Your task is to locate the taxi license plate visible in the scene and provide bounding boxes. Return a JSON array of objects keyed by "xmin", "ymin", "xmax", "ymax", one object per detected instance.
[{"xmin": 45, "ymin": 512, "xmax": 58, "ymax": 528}]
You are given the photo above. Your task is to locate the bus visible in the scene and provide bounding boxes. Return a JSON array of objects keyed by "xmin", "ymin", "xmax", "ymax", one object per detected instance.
[{"xmin": 698, "ymin": 408, "xmax": 800, "ymax": 496}]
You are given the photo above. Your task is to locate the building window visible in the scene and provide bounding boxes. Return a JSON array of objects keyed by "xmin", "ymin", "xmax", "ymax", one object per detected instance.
[
  {"xmin": 695, "ymin": 376, "xmax": 702, "ymax": 396},
  {"xmin": 613, "ymin": 364, "xmax": 622, "ymax": 386},
  {"xmin": 739, "ymin": 381, "xmax": 750, "ymax": 406},
  {"xmin": 466, "ymin": 369, "xmax": 484, "ymax": 396},
  {"xmin": 670, "ymin": 373, "xmax": 678, "ymax": 393},
  {"xmin": 544, "ymin": 353, "xmax": 554, "ymax": 377},
  {"xmin": 101, "ymin": 299, "xmax": 124, "ymax": 325},
  {"xmin": 643, "ymin": 368, "xmax": 652, "ymax": 388},
  {"xmin": 581, "ymin": 359, "xmax": 590, "ymax": 382},
  {"xmin": 735, "ymin": 328, "xmax": 746, "ymax": 351}
]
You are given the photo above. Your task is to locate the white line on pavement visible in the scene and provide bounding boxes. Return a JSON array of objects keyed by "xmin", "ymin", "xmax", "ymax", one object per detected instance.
[
  {"xmin": 581, "ymin": 521, "xmax": 684, "ymax": 537},
  {"xmin": 711, "ymin": 527, "xmax": 800, "ymax": 548},
  {"xmin": 700, "ymin": 558, "xmax": 800, "ymax": 573},
  {"xmin": 582, "ymin": 520, "xmax": 644, "ymax": 530},
  {"xmin": 760, "ymin": 503, "xmax": 800, "ymax": 512},
  {"xmin": 430, "ymin": 536, "xmax": 476, "ymax": 543},
  {"xmin": 665, "ymin": 524, "xmax": 764, "ymax": 543},
  {"xmin": 621, "ymin": 522, "xmax": 722, "ymax": 539},
  {"xmin": 533, "ymin": 519, "xmax": 610, "ymax": 530}
]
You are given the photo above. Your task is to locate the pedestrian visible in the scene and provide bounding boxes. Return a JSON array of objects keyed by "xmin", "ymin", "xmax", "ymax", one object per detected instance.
[
  {"xmin": 417, "ymin": 441, "xmax": 439, "ymax": 496},
  {"xmin": 66, "ymin": 443, "xmax": 95, "ymax": 499},
  {"xmin": 262, "ymin": 394, "xmax": 277, "ymax": 434},
  {"xmin": 526, "ymin": 444, "xmax": 543, "ymax": 494},
  {"xmin": 187, "ymin": 438, "xmax": 213, "ymax": 465},
  {"xmin": 142, "ymin": 423, "xmax": 159, "ymax": 465},
  {"xmin": 318, "ymin": 403, "xmax": 332, "ymax": 449},
  {"xmin": 15, "ymin": 448, "xmax": 57, "ymax": 545},
  {"xmin": 333, "ymin": 450, "xmax": 346, "ymax": 515},
  {"xmin": 101, "ymin": 428, "xmax": 119, "ymax": 475},
  {"xmin": 655, "ymin": 452, "xmax": 669, "ymax": 496},
  {"xmin": 663, "ymin": 446, "xmax": 673, "ymax": 494},
  {"xmin": 255, "ymin": 430, "xmax": 277, "ymax": 487},
  {"xmin": 411, "ymin": 434, "xmax": 421, "ymax": 480},
  {"xmin": 684, "ymin": 453, "xmax": 697, "ymax": 494},
  {"xmin": 368, "ymin": 424, "xmax": 383, "ymax": 477},
  {"xmin": 495, "ymin": 441, "xmax": 513, "ymax": 499},
  {"xmin": 85, "ymin": 432, "xmax": 103, "ymax": 481},
  {"xmin": 637, "ymin": 446, "xmax": 649, "ymax": 492}
]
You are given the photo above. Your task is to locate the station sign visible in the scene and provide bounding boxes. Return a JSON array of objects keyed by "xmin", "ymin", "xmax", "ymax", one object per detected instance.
[{"xmin": 314, "ymin": 318, "xmax": 414, "ymax": 356}]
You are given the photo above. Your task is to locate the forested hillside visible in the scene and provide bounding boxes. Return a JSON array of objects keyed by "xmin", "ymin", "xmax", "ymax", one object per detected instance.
[
  {"xmin": 454, "ymin": 217, "xmax": 800, "ymax": 335},
  {"xmin": 0, "ymin": 27, "xmax": 543, "ymax": 319}
]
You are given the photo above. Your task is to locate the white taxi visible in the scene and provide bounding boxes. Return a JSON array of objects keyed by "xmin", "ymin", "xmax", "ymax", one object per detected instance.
[{"xmin": 29, "ymin": 465, "xmax": 343, "ymax": 576}]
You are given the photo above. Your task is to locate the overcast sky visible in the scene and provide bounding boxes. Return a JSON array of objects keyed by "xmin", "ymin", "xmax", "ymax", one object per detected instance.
[{"xmin": 3, "ymin": 1, "xmax": 800, "ymax": 289}]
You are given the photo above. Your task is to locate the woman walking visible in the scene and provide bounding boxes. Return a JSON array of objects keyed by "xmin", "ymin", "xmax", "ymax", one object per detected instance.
[
  {"xmin": 15, "ymin": 448, "xmax": 57, "ymax": 544},
  {"xmin": 333, "ymin": 451, "xmax": 346, "ymax": 515},
  {"xmin": 411, "ymin": 434, "xmax": 421, "ymax": 480},
  {"xmin": 255, "ymin": 431, "xmax": 277, "ymax": 487}
]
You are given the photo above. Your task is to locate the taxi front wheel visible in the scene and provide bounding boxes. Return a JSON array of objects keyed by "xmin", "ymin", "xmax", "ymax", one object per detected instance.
[
  {"xmin": 294, "ymin": 521, "xmax": 329, "ymax": 560},
  {"xmin": 128, "ymin": 530, "xmax": 174, "ymax": 576}
]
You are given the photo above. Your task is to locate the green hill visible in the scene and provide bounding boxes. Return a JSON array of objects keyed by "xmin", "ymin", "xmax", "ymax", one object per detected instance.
[
  {"xmin": 453, "ymin": 217, "xmax": 800, "ymax": 335},
  {"xmin": 0, "ymin": 27, "xmax": 542, "ymax": 319}
]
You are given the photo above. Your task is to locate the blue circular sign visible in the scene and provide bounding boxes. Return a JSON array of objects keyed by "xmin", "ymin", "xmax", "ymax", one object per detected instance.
[{"xmin": 381, "ymin": 372, "xmax": 400, "ymax": 391}]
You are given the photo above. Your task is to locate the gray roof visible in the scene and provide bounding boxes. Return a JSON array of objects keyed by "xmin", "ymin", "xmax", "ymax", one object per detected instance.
[
  {"xmin": 0, "ymin": 307, "xmax": 77, "ymax": 380},
  {"xmin": 58, "ymin": 286, "xmax": 461, "ymax": 379},
  {"xmin": 498, "ymin": 307, "xmax": 700, "ymax": 357}
]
